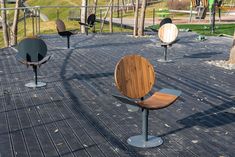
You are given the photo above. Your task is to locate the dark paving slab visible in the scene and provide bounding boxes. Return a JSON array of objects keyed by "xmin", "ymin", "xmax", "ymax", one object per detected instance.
[{"xmin": 0, "ymin": 32, "xmax": 234, "ymax": 157}]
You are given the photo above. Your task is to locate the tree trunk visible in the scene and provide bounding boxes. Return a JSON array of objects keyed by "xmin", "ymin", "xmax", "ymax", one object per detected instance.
[
  {"xmin": 131, "ymin": 0, "xmax": 135, "ymax": 11},
  {"xmin": 109, "ymin": 0, "xmax": 113, "ymax": 33},
  {"xmin": 228, "ymin": 31, "xmax": 235, "ymax": 64},
  {"xmin": 1, "ymin": 0, "xmax": 9, "ymax": 47},
  {"xmin": 133, "ymin": 0, "xmax": 139, "ymax": 36},
  {"xmin": 100, "ymin": 0, "xmax": 112, "ymax": 32},
  {"xmin": 138, "ymin": 0, "xmax": 147, "ymax": 36},
  {"xmin": 11, "ymin": 0, "xmax": 20, "ymax": 46},
  {"xmin": 81, "ymin": 0, "xmax": 88, "ymax": 33},
  {"xmin": 93, "ymin": 0, "xmax": 98, "ymax": 14}
]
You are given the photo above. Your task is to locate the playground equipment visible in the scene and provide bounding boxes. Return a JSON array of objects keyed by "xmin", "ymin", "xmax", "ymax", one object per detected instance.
[
  {"xmin": 190, "ymin": 0, "xmax": 225, "ymax": 21},
  {"xmin": 190, "ymin": 0, "xmax": 233, "ymax": 33},
  {"xmin": 190, "ymin": 0, "xmax": 209, "ymax": 20}
]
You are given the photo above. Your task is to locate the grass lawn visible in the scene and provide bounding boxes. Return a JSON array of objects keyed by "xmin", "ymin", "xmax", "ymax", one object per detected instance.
[{"xmin": 149, "ymin": 23, "xmax": 235, "ymax": 36}]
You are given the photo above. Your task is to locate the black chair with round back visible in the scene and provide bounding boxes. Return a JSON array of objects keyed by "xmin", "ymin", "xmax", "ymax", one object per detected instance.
[
  {"xmin": 149, "ymin": 17, "xmax": 172, "ymax": 33},
  {"xmin": 16, "ymin": 37, "xmax": 51, "ymax": 88},
  {"xmin": 79, "ymin": 14, "xmax": 96, "ymax": 35},
  {"xmin": 56, "ymin": 19, "xmax": 78, "ymax": 49},
  {"xmin": 159, "ymin": 17, "xmax": 172, "ymax": 27}
]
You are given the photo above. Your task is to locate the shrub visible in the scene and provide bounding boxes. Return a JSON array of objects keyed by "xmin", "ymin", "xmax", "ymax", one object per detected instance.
[{"xmin": 167, "ymin": 0, "xmax": 190, "ymax": 10}]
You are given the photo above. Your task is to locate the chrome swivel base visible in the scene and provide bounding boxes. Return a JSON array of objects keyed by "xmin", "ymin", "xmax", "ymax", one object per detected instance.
[
  {"xmin": 25, "ymin": 82, "xmax": 46, "ymax": 88},
  {"xmin": 127, "ymin": 135, "xmax": 163, "ymax": 148}
]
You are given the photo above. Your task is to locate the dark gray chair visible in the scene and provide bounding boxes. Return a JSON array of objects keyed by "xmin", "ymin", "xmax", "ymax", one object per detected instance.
[
  {"xmin": 159, "ymin": 17, "xmax": 172, "ymax": 27},
  {"xmin": 79, "ymin": 14, "xmax": 96, "ymax": 35},
  {"xmin": 16, "ymin": 37, "xmax": 51, "ymax": 88},
  {"xmin": 56, "ymin": 19, "xmax": 77, "ymax": 49}
]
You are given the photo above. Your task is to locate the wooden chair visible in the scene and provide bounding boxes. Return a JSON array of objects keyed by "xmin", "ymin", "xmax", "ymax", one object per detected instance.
[
  {"xmin": 158, "ymin": 23, "xmax": 179, "ymax": 62},
  {"xmin": 16, "ymin": 37, "xmax": 51, "ymax": 88},
  {"xmin": 79, "ymin": 14, "xmax": 96, "ymax": 35},
  {"xmin": 113, "ymin": 54, "xmax": 181, "ymax": 148},
  {"xmin": 56, "ymin": 19, "xmax": 77, "ymax": 49}
]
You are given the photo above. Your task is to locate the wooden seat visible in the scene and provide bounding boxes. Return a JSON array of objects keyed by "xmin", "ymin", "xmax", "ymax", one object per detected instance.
[
  {"xmin": 16, "ymin": 37, "xmax": 51, "ymax": 88},
  {"xmin": 56, "ymin": 19, "xmax": 77, "ymax": 49},
  {"xmin": 113, "ymin": 54, "xmax": 181, "ymax": 148},
  {"xmin": 138, "ymin": 92, "xmax": 178, "ymax": 109}
]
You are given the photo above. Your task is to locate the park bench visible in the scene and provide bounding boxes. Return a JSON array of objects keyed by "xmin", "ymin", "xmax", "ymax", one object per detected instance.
[{"xmin": 113, "ymin": 54, "xmax": 181, "ymax": 148}]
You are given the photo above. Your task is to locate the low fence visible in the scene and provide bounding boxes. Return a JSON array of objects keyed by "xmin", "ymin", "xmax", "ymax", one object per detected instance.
[{"xmin": 0, "ymin": 4, "xmax": 233, "ymax": 47}]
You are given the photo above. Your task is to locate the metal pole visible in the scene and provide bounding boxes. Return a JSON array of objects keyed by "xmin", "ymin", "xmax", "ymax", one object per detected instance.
[
  {"xmin": 218, "ymin": 8, "xmax": 221, "ymax": 22},
  {"xmin": 33, "ymin": 66, "xmax": 38, "ymax": 85},
  {"xmin": 67, "ymin": 36, "xmax": 70, "ymax": 48},
  {"xmin": 100, "ymin": 9, "xmax": 102, "ymax": 33},
  {"xmin": 153, "ymin": 8, "xmax": 155, "ymax": 25},
  {"xmin": 38, "ymin": 8, "xmax": 41, "ymax": 34},
  {"xmin": 142, "ymin": 108, "xmax": 149, "ymax": 142},
  {"xmin": 110, "ymin": 3, "xmax": 113, "ymax": 33},
  {"xmin": 121, "ymin": 9, "xmax": 123, "ymax": 32},
  {"xmin": 164, "ymin": 45, "xmax": 167, "ymax": 61},
  {"xmin": 57, "ymin": 7, "xmax": 59, "ymax": 19},
  {"xmin": 7, "ymin": 11, "xmax": 11, "ymax": 45},
  {"xmin": 24, "ymin": 9, "xmax": 26, "ymax": 37},
  {"xmin": 35, "ymin": 8, "xmax": 38, "ymax": 34},
  {"xmin": 211, "ymin": 3, "xmax": 216, "ymax": 34},
  {"xmin": 32, "ymin": 14, "xmax": 35, "ymax": 36},
  {"xmin": 189, "ymin": 3, "xmax": 193, "ymax": 22}
]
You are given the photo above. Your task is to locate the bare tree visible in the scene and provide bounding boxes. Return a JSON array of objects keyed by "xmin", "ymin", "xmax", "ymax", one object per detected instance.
[
  {"xmin": 138, "ymin": 0, "xmax": 147, "ymax": 36},
  {"xmin": 81, "ymin": 0, "xmax": 88, "ymax": 33},
  {"xmin": 1, "ymin": 0, "xmax": 9, "ymax": 47},
  {"xmin": 11, "ymin": 0, "xmax": 20, "ymax": 46},
  {"xmin": 228, "ymin": 31, "xmax": 235, "ymax": 64},
  {"xmin": 133, "ymin": 0, "xmax": 139, "ymax": 36},
  {"xmin": 100, "ymin": 0, "xmax": 112, "ymax": 32},
  {"xmin": 93, "ymin": 0, "xmax": 98, "ymax": 14},
  {"xmin": 109, "ymin": 0, "xmax": 113, "ymax": 33}
]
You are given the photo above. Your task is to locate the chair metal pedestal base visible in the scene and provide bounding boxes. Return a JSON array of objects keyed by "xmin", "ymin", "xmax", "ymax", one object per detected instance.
[
  {"xmin": 127, "ymin": 108, "xmax": 163, "ymax": 148},
  {"xmin": 158, "ymin": 44, "xmax": 173, "ymax": 63},
  {"xmin": 55, "ymin": 47, "xmax": 75, "ymax": 50},
  {"xmin": 127, "ymin": 135, "xmax": 163, "ymax": 148},
  {"xmin": 157, "ymin": 58, "xmax": 173, "ymax": 63},
  {"xmin": 25, "ymin": 82, "xmax": 46, "ymax": 88}
]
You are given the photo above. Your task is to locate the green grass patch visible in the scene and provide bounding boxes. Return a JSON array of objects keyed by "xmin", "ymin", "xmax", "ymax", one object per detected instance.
[{"xmin": 149, "ymin": 23, "xmax": 235, "ymax": 36}]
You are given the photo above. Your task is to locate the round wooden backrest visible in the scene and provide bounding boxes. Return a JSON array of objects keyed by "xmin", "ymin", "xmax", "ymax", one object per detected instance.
[
  {"xmin": 17, "ymin": 37, "xmax": 47, "ymax": 62},
  {"xmin": 160, "ymin": 18, "xmax": 172, "ymax": 27},
  {"xmin": 114, "ymin": 55, "xmax": 155, "ymax": 99},
  {"xmin": 56, "ymin": 19, "xmax": 66, "ymax": 32},
  {"xmin": 158, "ymin": 23, "xmax": 178, "ymax": 44},
  {"xmin": 87, "ymin": 14, "xmax": 96, "ymax": 26}
]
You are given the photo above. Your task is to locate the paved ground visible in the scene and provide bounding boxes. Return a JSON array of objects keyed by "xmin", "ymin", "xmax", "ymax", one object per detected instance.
[{"xmin": 0, "ymin": 32, "xmax": 235, "ymax": 157}]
